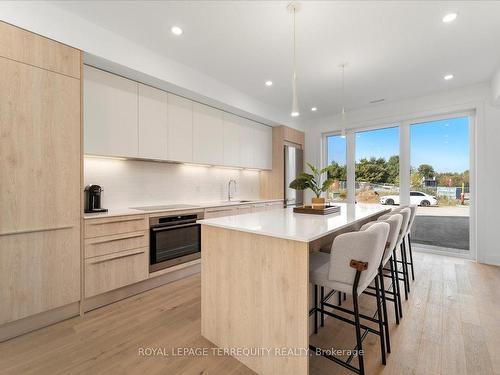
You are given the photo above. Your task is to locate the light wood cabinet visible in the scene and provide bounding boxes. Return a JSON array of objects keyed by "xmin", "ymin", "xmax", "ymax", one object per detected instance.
[
  {"xmin": 84, "ymin": 215, "xmax": 148, "ymax": 239},
  {"xmin": 167, "ymin": 93, "xmax": 193, "ymax": 162},
  {"xmin": 222, "ymin": 113, "xmax": 241, "ymax": 167},
  {"xmin": 193, "ymin": 103, "xmax": 224, "ymax": 165},
  {"xmin": 138, "ymin": 83, "xmax": 168, "ymax": 160},
  {"xmin": 85, "ymin": 247, "xmax": 148, "ymax": 298},
  {"xmin": 0, "ymin": 229, "xmax": 80, "ymax": 325},
  {"xmin": 0, "ymin": 22, "xmax": 81, "ymax": 326},
  {"xmin": 0, "ymin": 58, "xmax": 81, "ymax": 236},
  {"xmin": 251, "ymin": 203, "xmax": 267, "ymax": 213},
  {"xmin": 84, "ymin": 231, "xmax": 148, "ymax": 259},
  {"xmin": 0, "ymin": 21, "xmax": 80, "ymax": 79},
  {"xmin": 204, "ymin": 206, "xmax": 239, "ymax": 219},
  {"xmin": 84, "ymin": 65, "xmax": 138, "ymax": 158}
]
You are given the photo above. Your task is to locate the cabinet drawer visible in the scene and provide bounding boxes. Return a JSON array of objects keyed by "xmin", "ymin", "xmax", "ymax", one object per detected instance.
[
  {"xmin": 84, "ymin": 247, "xmax": 148, "ymax": 298},
  {"xmin": 84, "ymin": 231, "xmax": 148, "ymax": 259},
  {"xmin": 204, "ymin": 207, "xmax": 238, "ymax": 219},
  {"xmin": 85, "ymin": 215, "xmax": 147, "ymax": 238},
  {"xmin": 237, "ymin": 205, "xmax": 252, "ymax": 214}
]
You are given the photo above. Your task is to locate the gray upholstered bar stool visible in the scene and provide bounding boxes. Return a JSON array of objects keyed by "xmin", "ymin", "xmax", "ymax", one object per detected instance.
[
  {"xmin": 309, "ymin": 222, "xmax": 390, "ymax": 375},
  {"xmin": 378, "ymin": 207, "xmax": 411, "ymax": 303},
  {"xmin": 392, "ymin": 205, "xmax": 417, "ymax": 281},
  {"xmin": 360, "ymin": 213, "xmax": 403, "ymax": 353}
]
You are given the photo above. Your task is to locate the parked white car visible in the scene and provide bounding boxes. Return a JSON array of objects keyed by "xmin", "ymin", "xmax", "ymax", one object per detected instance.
[{"xmin": 380, "ymin": 191, "xmax": 438, "ymax": 206}]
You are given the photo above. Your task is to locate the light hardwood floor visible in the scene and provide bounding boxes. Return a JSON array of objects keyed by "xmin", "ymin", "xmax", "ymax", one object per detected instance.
[{"xmin": 1, "ymin": 251, "xmax": 499, "ymax": 375}]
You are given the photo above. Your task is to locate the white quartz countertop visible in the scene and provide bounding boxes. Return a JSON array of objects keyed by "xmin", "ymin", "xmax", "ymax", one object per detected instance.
[
  {"xmin": 197, "ymin": 203, "xmax": 390, "ymax": 242},
  {"xmin": 83, "ymin": 199, "xmax": 282, "ymax": 219}
]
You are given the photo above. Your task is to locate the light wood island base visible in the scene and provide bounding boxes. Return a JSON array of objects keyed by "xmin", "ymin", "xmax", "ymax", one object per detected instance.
[{"xmin": 201, "ymin": 225, "xmax": 310, "ymax": 375}]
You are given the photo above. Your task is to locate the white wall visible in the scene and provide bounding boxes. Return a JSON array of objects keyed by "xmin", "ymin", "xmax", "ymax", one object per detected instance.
[
  {"xmin": 0, "ymin": 1, "xmax": 302, "ymax": 131},
  {"xmin": 492, "ymin": 66, "xmax": 500, "ymax": 106},
  {"xmin": 84, "ymin": 157, "xmax": 261, "ymax": 209},
  {"xmin": 305, "ymin": 82, "xmax": 500, "ymax": 266}
]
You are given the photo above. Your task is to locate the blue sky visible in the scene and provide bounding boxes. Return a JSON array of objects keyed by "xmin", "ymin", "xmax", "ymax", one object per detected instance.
[{"xmin": 327, "ymin": 116, "xmax": 469, "ymax": 173}]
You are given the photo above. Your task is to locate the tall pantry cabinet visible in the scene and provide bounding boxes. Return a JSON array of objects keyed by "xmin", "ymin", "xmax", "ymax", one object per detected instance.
[{"xmin": 0, "ymin": 22, "xmax": 82, "ymax": 340}]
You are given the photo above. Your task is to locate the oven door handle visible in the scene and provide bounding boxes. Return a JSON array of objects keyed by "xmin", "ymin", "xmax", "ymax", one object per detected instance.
[{"xmin": 151, "ymin": 223, "xmax": 198, "ymax": 232}]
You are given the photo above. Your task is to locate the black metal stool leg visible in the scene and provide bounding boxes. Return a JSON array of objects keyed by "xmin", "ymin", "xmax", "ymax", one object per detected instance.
[
  {"xmin": 392, "ymin": 250, "xmax": 403, "ymax": 318},
  {"xmin": 320, "ymin": 286, "xmax": 325, "ymax": 327},
  {"xmin": 400, "ymin": 243, "xmax": 409, "ymax": 300},
  {"xmin": 402, "ymin": 236, "xmax": 411, "ymax": 294},
  {"xmin": 314, "ymin": 284, "xmax": 318, "ymax": 334},
  {"xmin": 408, "ymin": 233, "xmax": 415, "ymax": 281},
  {"xmin": 378, "ymin": 266, "xmax": 391, "ymax": 353},
  {"xmin": 338, "ymin": 290, "xmax": 342, "ymax": 306},
  {"xmin": 352, "ymin": 291, "xmax": 365, "ymax": 375},
  {"xmin": 389, "ymin": 256, "xmax": 400, "ymax": 324},
  {"xmin": 374, "ymin": 274, "xmax": 387, "ymax": 365}
]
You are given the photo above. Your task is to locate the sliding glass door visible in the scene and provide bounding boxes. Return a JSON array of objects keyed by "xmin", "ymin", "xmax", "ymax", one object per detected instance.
[
  {"xmin": 323, "ymin": 111, "xmax": 474, "ymax": 257},
  {"xmin": 408, "ymin": 116, "xmax": 471, "ymax": 253},
  {"xmin": 355, "ymin": 126, "xmax": 399, "ymax": 205},
  {"xmin": 325, "ymin": 134, "xmax": 347, "ymax": 202}
]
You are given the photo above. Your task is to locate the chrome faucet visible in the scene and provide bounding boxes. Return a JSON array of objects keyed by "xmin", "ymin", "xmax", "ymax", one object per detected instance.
[{"xmin": 228, "ymin": 179, "xmax": 237, "ymax": 201}]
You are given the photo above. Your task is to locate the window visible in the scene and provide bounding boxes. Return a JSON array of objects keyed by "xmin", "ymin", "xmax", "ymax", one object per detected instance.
[
  {"xmin": 325, "ymin": 134, "xmax": 347, "ymax": 201},
  {"xmin": 355, "ymin": 126, "xmax": 399, "ymax": 205},
  {"xmin": 409, "ymin": 116, "xmax": 470, "ymax": 252}
]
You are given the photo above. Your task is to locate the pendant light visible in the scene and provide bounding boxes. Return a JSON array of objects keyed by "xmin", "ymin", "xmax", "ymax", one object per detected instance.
[
  {"xmin": 340, "ymin": 63, "xmax": 348, "ymax": 137},
  {"xmin": 288, "ymin": 2, "xmax": 300, "ymax": 117}
]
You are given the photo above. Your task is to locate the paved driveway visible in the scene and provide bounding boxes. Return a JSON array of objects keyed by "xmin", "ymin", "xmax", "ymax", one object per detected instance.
[{"xmin": 412, "ymin": 215, "xmax": 469, "ymax": 250}]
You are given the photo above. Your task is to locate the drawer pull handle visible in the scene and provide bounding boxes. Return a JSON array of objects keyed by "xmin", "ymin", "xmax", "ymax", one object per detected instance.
[
  {"xmin": 89, "ymin": 217, "xmax": 145, "ymax": 225},
  {"xmin": 92, "ymin": 233, "xmax": 145, "ymax": 245},
  {"xmin": 0, "ymin": 225, "xmax": 74, "ymax": 236},
  {"xmin": 89, "ymin": 249, "xmax": 144, "ymax": 264}
]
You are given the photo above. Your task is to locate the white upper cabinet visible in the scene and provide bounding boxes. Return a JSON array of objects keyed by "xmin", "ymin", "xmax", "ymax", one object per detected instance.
[
  {"xmin": 222, "ymin": 113, "xmax": 241, "ymax": 167},
  {"xmin": 167, "ymin": 93, "xmax": 193, "ymax": 162},
  {"xmin": 239, "ymin": 118, "xmax": 255, "ymax": 168},
  {"xmin": 254, "ymin": 123, "xmax": 273, "ymax": 170},
  {"xmin": 84, "ymin": 66, "xmax": 138, "ymax": 157},
  {"xmin": 84, "ymin": 67, "xmax": 272, "ymax": 169},
  {"xmin": 138, "ymin": 84, "xmax": 168, "ymax": 160},
  {"xmin": 238, "ymin": 118, "xmax": 272, "ymax": 169},
  {"xmin": 193, "ymin": 103, "xmax": 224, "ymax": 165}
]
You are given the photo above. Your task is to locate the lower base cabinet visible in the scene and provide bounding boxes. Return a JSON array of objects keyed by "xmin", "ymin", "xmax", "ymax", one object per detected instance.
[
  {"xmin": 0, "ymin": 228, "xmax": 80, "ymax": 325},
  {"xmin": 85, "ymin": 247, "xmax": 148, "ymax": 298}
]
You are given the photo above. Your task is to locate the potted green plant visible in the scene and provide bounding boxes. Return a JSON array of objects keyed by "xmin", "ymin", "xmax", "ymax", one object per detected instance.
[{"xmin": 289, "ymin": 163, "xmax": 335, "ymax": 209}]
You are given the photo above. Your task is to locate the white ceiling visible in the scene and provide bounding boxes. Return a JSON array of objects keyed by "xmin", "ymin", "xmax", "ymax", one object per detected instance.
[{"xmin": 51, "ymin": 1, "xmax": 500, "ymax": 122}]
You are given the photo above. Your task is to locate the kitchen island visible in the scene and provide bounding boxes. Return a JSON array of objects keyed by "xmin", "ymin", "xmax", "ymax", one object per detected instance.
[{"xmin": 198, "ymin": 203, "xmax": 390, "ymax": 375}]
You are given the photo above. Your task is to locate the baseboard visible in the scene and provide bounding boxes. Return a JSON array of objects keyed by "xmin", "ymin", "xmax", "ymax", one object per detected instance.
[
  {"xmin": 0, "ymin": 302, "xmax": 80, "ymax": 342},
  {"xmin": 83, "ymin": 262, "xmax": 201, "ymax": 312}
]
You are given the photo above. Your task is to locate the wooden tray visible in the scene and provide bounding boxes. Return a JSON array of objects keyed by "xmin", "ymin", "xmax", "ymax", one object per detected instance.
[{"xmin": 293, "ymin": 205, "xmax": 341, "ymax": 215}]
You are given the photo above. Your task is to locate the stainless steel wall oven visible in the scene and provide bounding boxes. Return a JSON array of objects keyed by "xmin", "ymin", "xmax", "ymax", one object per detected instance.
[{"xmin": 149, "ymin": 212, "xmax": 203, "ymax": 272}]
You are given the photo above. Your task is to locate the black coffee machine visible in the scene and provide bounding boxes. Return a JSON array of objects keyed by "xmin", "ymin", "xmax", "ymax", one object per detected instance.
[{"xmin": 84, "ymin": 185, "xmax": 108, "ymax": 213}]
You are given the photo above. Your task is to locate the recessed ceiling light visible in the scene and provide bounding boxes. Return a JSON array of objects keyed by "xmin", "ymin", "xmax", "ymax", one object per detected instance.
[
  {"xmin": 442, "ymin": 13, "xmax": 457, "ymax": 23},
  {"xmin": 291, "ymin": 111, "xmax": 300, "ymax": 117},
  {"xmin": 171, "ymin": 26, "xmax": 183, "ymax": 35},
  {"xmin": 265, "ymin": 80, "xmax": 273, "ymax": 87},
  {"xmin": 444, "ymin": 74, "xmax": 454, "ymax": 80},
  {"xmin": 311, "ymin": 107, "xmax": 317, "ymax": 112}
]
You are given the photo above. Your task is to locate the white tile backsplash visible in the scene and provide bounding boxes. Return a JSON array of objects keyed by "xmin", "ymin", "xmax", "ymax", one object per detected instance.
[{"xmin": 84, "ymin": 157, "xmax": 261, "ymax": 209}]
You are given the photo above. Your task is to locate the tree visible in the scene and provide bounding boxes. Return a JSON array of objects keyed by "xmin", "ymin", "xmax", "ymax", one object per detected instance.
[
  {"xmin": 386, "ymin": 155, "xmax": 399, "ymax": 184},
  {"xmin": 355, "ymin": 157, "xmax": 389, "ymax": 183},
  {"xmin": 327, "ymin": 161, "xmax": 347, "ymax": 181},
  {"xmin": 417, "ymin": 164, "xmax": 435, "ymax": 179}
]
